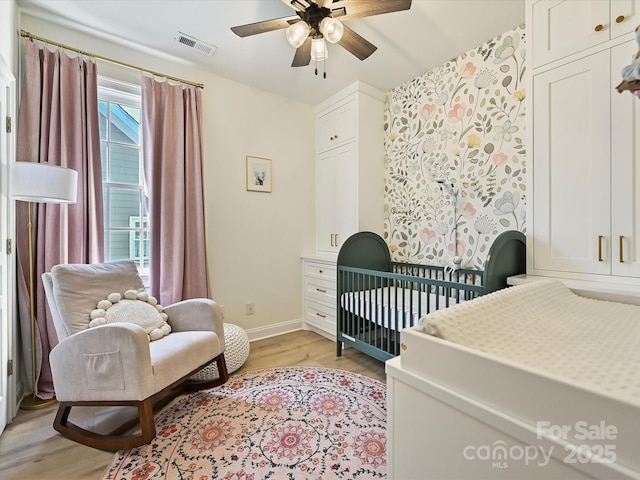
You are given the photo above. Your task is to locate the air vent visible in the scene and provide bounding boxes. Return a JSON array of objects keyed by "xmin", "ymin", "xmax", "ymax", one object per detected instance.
[{"xmin": 175, "ymin": 32, "xmax": 216, "ymax": 56}]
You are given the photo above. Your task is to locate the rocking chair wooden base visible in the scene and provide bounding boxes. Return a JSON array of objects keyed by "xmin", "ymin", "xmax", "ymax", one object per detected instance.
[{"xmin": 53, "ymin": 353, "xmax": 229, "ymax": 451}]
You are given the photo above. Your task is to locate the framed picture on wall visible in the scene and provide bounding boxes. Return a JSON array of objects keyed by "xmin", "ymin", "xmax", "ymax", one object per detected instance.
[{"xmin": 246, "ymin": 156, "xmax": 272, "ymax": 193}]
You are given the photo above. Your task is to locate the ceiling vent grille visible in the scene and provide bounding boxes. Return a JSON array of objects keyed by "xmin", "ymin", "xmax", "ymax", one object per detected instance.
[{"xmin": 175, "ymin": 32, "xmax": 217, "ymax": 56}]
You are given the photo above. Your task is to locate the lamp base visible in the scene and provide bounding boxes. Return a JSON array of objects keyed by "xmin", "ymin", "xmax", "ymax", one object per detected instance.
[{"xmin": 20, "ymin": 394, "xmax": 57, "ymax": 410}]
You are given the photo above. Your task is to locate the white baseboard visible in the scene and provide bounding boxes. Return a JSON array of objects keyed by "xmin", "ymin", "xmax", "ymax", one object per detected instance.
[
  {"xmin": 244, "ymin": 318, "xmax": 303, "ymax": 342},
  {"xmin": 301, "ymin": 322, "xmax": 336, "ymax": 342}
]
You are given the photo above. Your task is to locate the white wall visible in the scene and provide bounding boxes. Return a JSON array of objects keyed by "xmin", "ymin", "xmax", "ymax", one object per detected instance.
[{"xmin": 19, "ymin": 14, "xmax": 316, "ymax": 338}]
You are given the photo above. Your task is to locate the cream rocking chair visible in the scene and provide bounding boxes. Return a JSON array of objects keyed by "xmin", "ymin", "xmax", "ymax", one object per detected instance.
[{"xmin": 42, "ymin": 260, "xmax": 228, "ymax": 451}]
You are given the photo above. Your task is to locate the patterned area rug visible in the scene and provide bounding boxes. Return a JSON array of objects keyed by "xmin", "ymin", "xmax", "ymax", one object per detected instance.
[{"xmin": 102, "ymin": 366, "xmax": 387, "ymax": 480}]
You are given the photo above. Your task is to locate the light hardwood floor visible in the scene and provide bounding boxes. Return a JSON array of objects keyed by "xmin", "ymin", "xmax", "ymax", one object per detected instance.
[{"xmin": 0, "ymin": 330, "xmax": 386, "ymax": 479}]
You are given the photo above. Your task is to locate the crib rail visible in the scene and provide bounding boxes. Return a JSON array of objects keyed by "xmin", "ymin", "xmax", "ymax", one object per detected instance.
[{"xmin": 336, "ymin": 264, "xmax": 485, "ymax": 361}]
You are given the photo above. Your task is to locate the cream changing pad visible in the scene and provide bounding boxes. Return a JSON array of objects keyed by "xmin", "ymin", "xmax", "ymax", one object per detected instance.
[{"xmin": 418, "ymin": 280, "xmax": 640, "ymax": 404}]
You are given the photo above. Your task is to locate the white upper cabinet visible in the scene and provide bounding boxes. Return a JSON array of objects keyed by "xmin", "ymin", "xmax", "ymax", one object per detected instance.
[
  {"xmin": 532, "ymin": 0, "xmax": 640, "ymax": 68},
  {"xmin": 316, "ymin": 100, "xmax": 357, "ymax": 153},
  {"xmin": 528, "ymin": 0, "xmax": 640, "ymax": 283}
]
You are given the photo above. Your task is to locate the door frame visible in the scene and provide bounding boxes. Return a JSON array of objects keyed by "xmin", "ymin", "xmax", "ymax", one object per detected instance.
[{"xmin": 0, "ymin": 52, "xmax": 17, "ymax": 431}]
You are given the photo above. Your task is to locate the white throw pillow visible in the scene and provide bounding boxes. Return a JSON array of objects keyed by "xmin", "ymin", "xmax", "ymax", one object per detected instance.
[{"xmin": 89, "ymin": 290, "xmax": 171, "ymax": 341}]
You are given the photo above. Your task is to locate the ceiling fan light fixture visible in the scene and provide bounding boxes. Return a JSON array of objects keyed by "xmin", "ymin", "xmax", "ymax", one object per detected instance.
[
  {"xmin": 286, "ymin": 21, "xmax": 311, "ymax": 48},
  {"xmin": 319, "ymin": 17, "xmax": 344, "ymax": 43},
  {"xmin": 310, "ymin": 37, "xmax": 329, "ymax": 61}
]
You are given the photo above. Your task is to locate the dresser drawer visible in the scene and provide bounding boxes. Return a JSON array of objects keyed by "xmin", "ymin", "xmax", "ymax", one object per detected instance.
[
  {"xmin": 304, "ymin": 276, "xmax": 336, "ymax": 305},
  {"xmin": 303, "ymin": 261, "xmax": 336, "ymax": 281},
  {"xmin": 304, "ymin": 298, "xmax": 336, "ymax": 332}
]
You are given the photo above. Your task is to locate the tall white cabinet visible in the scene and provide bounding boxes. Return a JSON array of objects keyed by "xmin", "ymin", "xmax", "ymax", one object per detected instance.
[
  {"xmin": 527, "ymin": 0, "xmax": 640, "ymax": 286},
  {"xmin": 302, "ymin": 81, "xmax": 384, "ymax": 339},
  {"xmin": 314, "ymin": 81, "xmax": 384, "ymax": 253}
]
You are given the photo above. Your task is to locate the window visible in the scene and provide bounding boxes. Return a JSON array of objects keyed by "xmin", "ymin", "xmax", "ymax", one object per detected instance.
[{"xmin": 98, "ymin": 78, "xmax": 149, "ymax": 274}]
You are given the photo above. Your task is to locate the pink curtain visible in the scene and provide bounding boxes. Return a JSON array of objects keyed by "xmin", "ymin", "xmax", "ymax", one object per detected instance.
[
  {"xmin": 141, "ymin": 77, "xmax": 210, "ymax": 305},
  {"xmin": 16, "ymin": 41, "xmax": 103, "ymax": 399}
]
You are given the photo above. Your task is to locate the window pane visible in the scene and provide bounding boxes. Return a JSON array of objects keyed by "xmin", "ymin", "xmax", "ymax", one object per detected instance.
[
  {"xmin": 109, "ymin": 144, "xmax": 140, "ymax": 184},
  {"xmin": 108, "ymin": 231, "xmax": 131, "ymax": 261},
  {"xmin": 130, "ymin": 227, "xmax": 150, "ymax": 268},
  {"xmin": 99, "ymin": 80, "xmax": 146, "ymax": 269},
  {"xmin": 101, "ymin": 142, "xmax": 107, "ymax": 181},
  {"xmin": 109, "ymin": 103, "xmax": 139, "ymax": 145},
  {"xmin": 99, "ymin": 101, "xmax": 108, "ymax": 141},
  {"xmin": 108, "ymin": 188, "xmax": 141, "ymax": 228}
]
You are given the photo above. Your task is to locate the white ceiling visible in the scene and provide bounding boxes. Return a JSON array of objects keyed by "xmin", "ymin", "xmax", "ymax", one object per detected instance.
[{"xmin": 17, "ymin": 0, "xmax": 525, "ymax": 105}]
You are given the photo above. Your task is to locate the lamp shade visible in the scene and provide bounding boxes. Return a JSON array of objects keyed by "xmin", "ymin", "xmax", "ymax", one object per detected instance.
[
  {"xmin": 10, "ymin": 162, "xmax": 78, "ymax": 204},
  {"xmin": 286, "ymin": 21, "xmax": 311, "ymax": 48},
  {"xmin": 311, "ymin": 37, "xmax": 329, "ymax": 61},
  {"xmin": 319, "ymin": 17, "xmax": 344, "ymax": 43}
]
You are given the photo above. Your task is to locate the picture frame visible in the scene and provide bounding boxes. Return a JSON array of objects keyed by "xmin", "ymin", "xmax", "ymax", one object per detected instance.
[{"xmin": 246, "ymin": 156, "xmax": 272, "ymax": 193}]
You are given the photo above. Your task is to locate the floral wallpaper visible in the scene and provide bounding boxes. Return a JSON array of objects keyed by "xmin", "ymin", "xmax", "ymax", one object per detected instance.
[{"xmin": 383, "ymin": 24, "xmax": 526, "ymax": 269}]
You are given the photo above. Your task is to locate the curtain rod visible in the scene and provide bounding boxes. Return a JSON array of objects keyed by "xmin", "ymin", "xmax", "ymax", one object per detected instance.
[{"xmin": 20, "ymin": 29, "xmax": 204, "ymax": 89}]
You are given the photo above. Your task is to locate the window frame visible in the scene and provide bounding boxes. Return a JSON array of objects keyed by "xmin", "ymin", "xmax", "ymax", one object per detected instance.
[{"xmin": 98, "ymin": 77, "xmax": 149, "ymax": 283}]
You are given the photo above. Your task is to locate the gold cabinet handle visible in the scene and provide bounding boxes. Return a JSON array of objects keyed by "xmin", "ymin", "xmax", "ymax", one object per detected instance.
[
  {"xmin": 316, "ymin": 288, "xmax": 327, "ymax": 293},
  {"xmin": 335, "ymin": 234, "xmax": 339, "ymax": 246},
  {"xmin": 615, "ymin": 15, "xmax": 625, "ymax": 24},
  {"xmin": 401, "ymin": 343, "xmax": 407, "ymax": 350},
  {"xmin": 594, "ymin": 24, "xmax": 604, "ymax": 32},
  {"xmin": 620, "ymin": 235, "xmax": 625, "ymax": 263},
  {"xmin": 316, "ymin": 312, "xmax": 326, "ymax": 318},
  {"xmin": 598, "ymin": 235, "xmax": 604, "ymax": 261},
  {"xmin": 330, "ymin": 234, "xmax": 334, "ymax": 247}
]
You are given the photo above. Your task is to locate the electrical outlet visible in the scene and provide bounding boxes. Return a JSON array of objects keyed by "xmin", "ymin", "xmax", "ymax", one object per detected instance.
[{"xmin": 246, "ymin": 302, "xmax": 255, "ymax": 315}]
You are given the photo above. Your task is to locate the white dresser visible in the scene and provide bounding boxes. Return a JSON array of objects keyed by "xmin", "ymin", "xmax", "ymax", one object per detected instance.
[{"xmin": 301, "ymin": 255, "xmax": 337, "ymax": 340}]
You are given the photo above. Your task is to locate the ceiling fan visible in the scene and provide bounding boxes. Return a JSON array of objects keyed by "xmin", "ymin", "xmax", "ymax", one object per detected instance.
[{"xmin": 231, "ymin": 0, "xmax": 412, "ymax": 70}]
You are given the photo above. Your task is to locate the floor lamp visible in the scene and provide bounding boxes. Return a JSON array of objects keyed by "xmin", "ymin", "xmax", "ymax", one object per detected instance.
[{"xmin": 10, "ymin": 161, "xmax": 78, "ymax": 410}]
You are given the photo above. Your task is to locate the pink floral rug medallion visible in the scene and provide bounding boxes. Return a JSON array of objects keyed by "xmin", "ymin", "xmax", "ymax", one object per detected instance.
[{"xmin": 102, "ymin": 366, "xmax": 386, "ymax": 480}]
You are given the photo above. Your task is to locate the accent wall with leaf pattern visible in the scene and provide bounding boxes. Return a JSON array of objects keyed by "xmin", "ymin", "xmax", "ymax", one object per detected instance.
[{"xmin": 383, "ymin": 24, "xmax": 526, "ymax": 269}]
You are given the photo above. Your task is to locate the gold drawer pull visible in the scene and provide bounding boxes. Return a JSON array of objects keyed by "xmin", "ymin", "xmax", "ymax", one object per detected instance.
[
  {"xmin": 615, "ymin": 15, "xmax": 625, "ymax": 24},
  {"xmin": 594, "ymin": 24, "xmax": 604, "ymax": 32},
  {"xmin": 316, "ymin": 288, "xmax": 327, "ymax": 293},
  {"xmin": 401, "ymin": 343, "xmax": 408, "ymax": 350},
  {"xmin": 620, "ymin": 235, "xmax": 625, "ymax": 263},
  {"xmin": 598, "ymin": 235, "xmax": 604, "ymax": 261},
  {"xmin": 316, "ymin": 312, "xmax": 326, "ymax": 318}
]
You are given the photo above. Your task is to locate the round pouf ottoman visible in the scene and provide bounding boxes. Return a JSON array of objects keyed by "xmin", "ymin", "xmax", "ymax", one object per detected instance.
[{"xmin": 190, "ymin": 323, "xmax": 250, "ymax": 381}]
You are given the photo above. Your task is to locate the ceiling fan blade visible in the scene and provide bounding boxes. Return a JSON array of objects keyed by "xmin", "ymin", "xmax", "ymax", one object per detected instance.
[
  {"xmin": 231, "ymin": 15, "xmax": 299, "ymax": 37},
  {"xmin": 292, "ymin": 37, "xmax": 312, "ymax": 67},
  {"xmin": 338, "ymin": 25, "xmax": 377, "ymax": 60},
  {"xmin": 331, "ymin": 0, "xmax": 412, "ymax": 21},
  {"xmin": 280, "ymin": 0, "xmax": 312, "ymax": 12}
]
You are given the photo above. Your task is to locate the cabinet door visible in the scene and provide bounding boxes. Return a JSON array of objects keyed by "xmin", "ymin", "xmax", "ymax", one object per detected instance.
[
  {"xmin": 316, "ymin": 100, "xmax": 356, "ymax": 153},
  {"xmin": 316, "ymin": 143, "xmax": 357, "ymax": 252},
  {"xmin": 532, "ymin": 0, "xmax": 610, "ymax": 67},
  {"xmin": 317, "ymin": 150, "xmax": 338, "ymax": 252},
  {"xmin": 611, "ymin": 39, "xmax": 640, "ymax": 277},
  {"xmin": 334, "ymin": 144, "xmax": 357, "ymax": 249},
  {"xmin": 610, "ymin": 0, "xmax": 640, "ymax": 40},
  {"xmin": 532, "ymin": 50, "xmax": 611, "ymax": 274}
]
